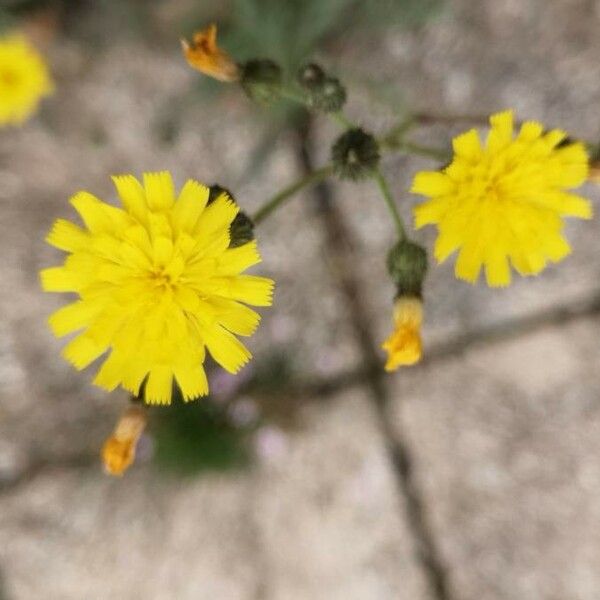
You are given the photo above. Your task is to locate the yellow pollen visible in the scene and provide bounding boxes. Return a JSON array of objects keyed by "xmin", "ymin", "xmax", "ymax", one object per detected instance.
[{"xmin": 150, "ymin": 268, "xmax": 175, "ymax": 288}]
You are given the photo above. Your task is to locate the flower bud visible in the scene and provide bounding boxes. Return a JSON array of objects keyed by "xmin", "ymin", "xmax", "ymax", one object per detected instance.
[
  {"xmin": 208, "ymin": 183, "xmax": 231, "ymax": 205},
  {"xmin": 297, "ymin": 63, "xmax": 326, "ymax": 90},
  {"xmin": 240, "ymin": 59, "xmax": 282, "ymax": 105},
  {"xmin": 387, "ymin": 240, "xmax": 428, "ymax": 297},
  {"xmin": 331, "ymin": 127, "xmax": 380, "ymax": 180},
  {"xmin": 102, "ymin": 406, "xmax": 147, "ymax": 477},
  {"xmin": 229, "ymin": 212, "xmax": 255, "ymax": 248},
  {"xmin": 209, "ymin": 184, "xmax": 255, "ymax": 248},
  {"xmin": 309, "ymin": 76, "xmax": 347, "ymax": 113}
]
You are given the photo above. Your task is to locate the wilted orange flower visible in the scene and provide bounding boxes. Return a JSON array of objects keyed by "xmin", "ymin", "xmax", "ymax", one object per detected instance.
[
  {"xmin": 382, "ymin": 296, "xmax": 423, "ymax": 371},
  {"xmin": 181, "ymin": 24, "xmax": 239, "ymax": 82},
  {"xmin": 102, "ymin": 406, "xmax": 147, "ymax": 476}
]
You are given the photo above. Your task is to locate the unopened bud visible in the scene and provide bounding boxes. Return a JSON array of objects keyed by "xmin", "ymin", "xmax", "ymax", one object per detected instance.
[
  {"xmin": 309, "ymin": 76, "xmax": 346, "ymax": 113},
  {"xmin": 229, "ymin": 212, "xmax": 255, "ymax": 248},
  {"xmin": 387, "ymin": 240, "xmax": 428, "ymax": 297},
  {"xmin": 331, "ymin": 127, "xmax": 380, "ymax": 180},
  {"xmin": 240, "ymin": 59, "xmax": 282, "ymax": 105},
  {"xmin": 297, "ymin": 63, "xmax": 326, "ymax": 90},
  {"xmin": 209, "ymin": 184, "xmax": 255, "ymax": 247}
]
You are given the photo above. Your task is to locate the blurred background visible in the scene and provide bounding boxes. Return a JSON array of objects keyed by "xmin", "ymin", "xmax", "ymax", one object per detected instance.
[{"xmin": 1, "ymin": 0, "xmax": 600, "ymax": 598}]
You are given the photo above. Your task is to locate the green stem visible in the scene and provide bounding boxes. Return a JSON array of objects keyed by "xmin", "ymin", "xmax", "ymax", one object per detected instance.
[
  {"xmin": 281, "ymin": 84, "xmax": 356, "ymax": 130},
  {"xmin": 331, "ymin": 111, "xmax": 354, "ymax": 129},
  {"xmin": 379, "ymin": 116, "xmax": 416, "ymax": 147},
  {"xmin": 252, "ymin": 164, "xmax": 334, "ymax": 225},
  {"xmin": 280, "ymin": 87, "xmax": 307, "ymax": 105},
  {"xmin": 372, "ymin": 168, "xmax": 406, "ymax": 241}
]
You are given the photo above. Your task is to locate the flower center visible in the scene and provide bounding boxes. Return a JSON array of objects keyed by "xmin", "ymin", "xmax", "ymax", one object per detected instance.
[
  {"xmin": 472, "ymin": 166, "xmax": 507, "ymax": 204},
  {"xmin": 0, "ymin": 69, "xmax": 19, "ymax": 88},
  {"xmin": 150, "ymin": 267, "xmax": 176, "ymax": 290}
]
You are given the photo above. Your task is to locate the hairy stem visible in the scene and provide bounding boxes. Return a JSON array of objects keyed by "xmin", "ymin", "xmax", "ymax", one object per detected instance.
[
  {"xmin": 252, "ymin": 164, "xmax": 334, "ymax": 225},
  {"xmin": 372, "ymin": 168, "xmax": 406, "ymax": 241}
]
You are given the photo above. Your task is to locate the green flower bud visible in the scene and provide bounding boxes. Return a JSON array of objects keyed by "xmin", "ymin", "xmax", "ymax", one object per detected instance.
[
  {"xmin": 209, "ymin": 185, "xmax": 255, "ymax": 248},
  {"xmin": 229, "ymin": 211, "xmax": 255, "ymax": 248},
  {"xmin": 331, "ymin": 128, "xmax": 380, "ymax": 181},
  {"xmin": 297, "ymin": 63, "xmax": 326, "ymax": 90},
  {"xmin": 387, "ymin": 240, "xmax": 428, "ymax": 297},
  {"xmin": 309, "ymin": 76, "xmax": 346, "ymax": 113},
  {"xmin": 207, "ymin": 184, "xmax": 229, "ymax": 205},
  {"xmin": 240, "ymin": 59, "xmax": 282, "ymax": 105}
]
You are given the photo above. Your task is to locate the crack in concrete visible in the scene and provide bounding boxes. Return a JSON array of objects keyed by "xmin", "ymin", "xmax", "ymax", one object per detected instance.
[{"xmin": 294, "ymin": 115, "xmax": 454, "ymax": 600}]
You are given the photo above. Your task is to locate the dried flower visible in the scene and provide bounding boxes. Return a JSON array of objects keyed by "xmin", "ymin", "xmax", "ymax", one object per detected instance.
[
  {"xmin": 102, "ymin": 406, "xmax": 147, "ymax": 476},
  {"xmin": 181, "ymin": 24, "xmax": 239, "ymax": 82},
  {"xmin": 382, "ymin": 296, "xmax": 423, "ymax": 371}
]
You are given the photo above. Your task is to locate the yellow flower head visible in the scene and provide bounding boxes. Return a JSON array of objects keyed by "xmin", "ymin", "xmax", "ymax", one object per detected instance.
[
  {"xmin": 181, "ymin": 24, "xmax": 240, "ymax": 82},
  {"xmin": 381, "ymin": 296, "xmax": 423, "ymax": 371},
  {"xmin": 0, "ymin": 33, "xmax": 53, "ymax": 126},
  {"xmin": 41, "ymin": 172, "xmax": 274, "ymax": 405},
  {"xmin": 102, "ymin": 406, "xmax": 147, "ymax": 476},
  {"xmin": 412, "ymin": 110, "xmax": 592, "ymax": 287}
]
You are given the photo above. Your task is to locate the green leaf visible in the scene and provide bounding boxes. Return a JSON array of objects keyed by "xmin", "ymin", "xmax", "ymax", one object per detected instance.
[{"xmin": 153, "ymin": 397, "xmax": 251, "ymax": 476}]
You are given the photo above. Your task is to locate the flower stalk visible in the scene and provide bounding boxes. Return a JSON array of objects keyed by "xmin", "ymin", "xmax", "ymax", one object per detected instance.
[
  {"xmin": 252, "ymin": 164, "xmax": 334, "ymax": 225},
  {"xmin": 373, "ymin": 168, "xmax": 406, "ymax": 241}
]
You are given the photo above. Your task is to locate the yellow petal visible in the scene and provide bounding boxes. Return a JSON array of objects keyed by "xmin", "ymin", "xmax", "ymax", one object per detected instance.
[
  {"xmin": 217, "ymin": 241, "xmax": 262, "ymax": 275},
  {"xmin": 209, "ymin": 298, "xmax": 261, "ymax": 336},
  {"xmin": 46, "ymin": 219, "xmax": 88, "ymax": 252},
  {"xmin": 143, "ymin": 171, "xmax": 175, "ymax": 211},
  {"xmin": 40, "ymin": 266, "xmax": 77, "ymax": 292},
  {"xmin": 62, "ymin": 333, "xmax": 107, "ymax": 370},
  {"xmin": 484, "ymin": 253, "xmax": 511, "ymax": 287},
  {"xmin": 517, "ymin": 121, "xmax": 543, "ymax": 143},
  {"xmin": 487, "ymin": 109, "xmax": 514, "ymax": 152},
  {"xmin": 212, "ymin": 275, "xmax": 274, "ymax": 306},
  {"xmin": 411, "ymin": 171, "xmax": 454, "ymax": 197},
  {"xmin": 48, "ymin": 300, "xmax": 99, "ymax": 337},
  {"xmin": 452, "ymin": 129, "xmax": 481, "ymax": 161},
  {"xmin": 145, "ymin": 366, "xmax": 173, "ymax": 404},
  {"xmin": 194, "ymin": 192, "xmax": 238, "ymax": 239},
  {"xmin": 413, "ymin": 198, "xmax": 449, "ymax": 228},
  {"xmin": 172, "ymin": 179, "xmax": 209, "ymax": 232},
  {"xmin": 112, "ymin": 175, "xmax": 148, "ymax": 222},
  {"xmin": 202, "ymin": 325, "xmax": 251, "ymax": 373},
  {"xmin": 455, "ymin": 243, "xmax": 483, "ymax": 284},
  {"xmin": 173, "ymin": 364, "xmax": 209, "ymax": 401},
  {"xmin": 94, "ymin": 351, "xmax": 127, "ymax": 391}
]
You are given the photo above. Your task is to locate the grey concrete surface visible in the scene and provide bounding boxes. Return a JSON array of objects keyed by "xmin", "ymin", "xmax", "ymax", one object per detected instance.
[
  {"xmin": 393, "ymin": 320, "xmax": 600, "ymax": 600},
  {"xmin": 0, "ymin": 0, "xmax": 599, "ymax": 598}
]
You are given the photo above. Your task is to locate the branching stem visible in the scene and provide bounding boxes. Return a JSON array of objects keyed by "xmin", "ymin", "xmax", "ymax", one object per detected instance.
[{"xmin": 252, "ymin": 165, "xmax": 334, "ymax": 225}]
